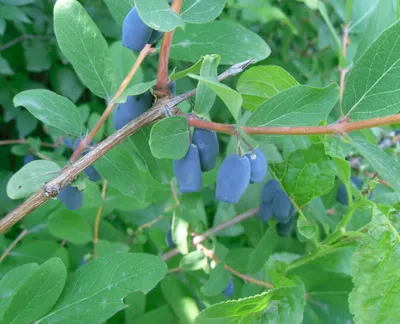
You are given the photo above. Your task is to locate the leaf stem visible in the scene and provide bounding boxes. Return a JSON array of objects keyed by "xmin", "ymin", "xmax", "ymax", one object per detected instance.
[{"xmin": 93, "ymin": 180, "xmax": 108, "ymax": 258}]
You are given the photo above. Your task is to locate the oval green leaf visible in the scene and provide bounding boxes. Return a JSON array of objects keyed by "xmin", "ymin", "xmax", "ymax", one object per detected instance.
[
  {"xmin": 7, "ymin": 160, "xmax": 61, "ymax": 199},
  {"xmin": 54, "ymin": 0, "xmax": 116, "ymax": 99},
  {"xmin": 171, "ymin": 21, "xmax": 271, "ymax": 64},
  {"xmin": 14, "ymin": 89, "xmax": 83, "ymax": 136},
  {"xmin": 150, "ymin": 116, "xmax": 190, "ymax": 160}
]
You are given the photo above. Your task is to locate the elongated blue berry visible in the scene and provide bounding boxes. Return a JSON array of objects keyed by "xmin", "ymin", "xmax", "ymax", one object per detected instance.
[
  {"xmin": 216, "ymin": 154, "xmax": 250, "ymax": 204},
  {"xmin": 277, "ymin": 216, "xmax": 295, "ymax": 236},
  {"xmin": 84, "ymin": 164, "xmax": 101, "ymax": 182},
  {"xmin": 173, "ymin": 144, "xmax": 202, "ymax": 193},
  {"xmin": 122, "ymin": 7, "xmax": 152, "ymax": 52},
  {"xmin": 23, "ymin": 154, "xmax": 35, "ymax": 165},
  {"xmin": 114, "ymin": 91, "xmax": 153, "ymax": 130},
  {"xmin": 58, "ymin": 184, "xmax": 83, "ymax": 210},
  {"xmin": 149, "ymin": 30, "xmax": 163, "ymax": 44},
  {"xmin": 258, "ymin": 201, "xmax": 274, "ymax": 222},
  {"xmin": 261, "ymin": 179, "xmax": 281, "ymax": 203},
  {"xmin": 192, "ymin": 128, "xmax": 219, "ymax": 172},
  {"xmin": 273, "ymin": 191, "xmax": 293, "ymax": 224},
  {"xmin": 222, "ymin": 278, "xmax": 234, "ymax": 297},
  {"xmin": 245, "ymin": 148, "xmax": 267, "ymax": 183}
]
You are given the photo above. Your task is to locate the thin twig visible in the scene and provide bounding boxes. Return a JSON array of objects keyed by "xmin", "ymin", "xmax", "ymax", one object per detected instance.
[
  {"xmin": 170, "ymin": 180, "xmax": 180, "ymax": 206},
  {"xmin": 0, "ymin": 229, "xmax": 28, "ymax": 262},
  {"xmin": 93, "ymin": 180, "xmax": 108, "ymax": 258},
  {"xmin": 0, "ymin": 61, "xmax": 252, "ymax": 234},
  {"xmin": 198, "ymin": 244, "xmax": 273, "ymax": 289},
  {"xmin": 167, "ymin": 267, "xmax": 182, "ymax": 274},
  {"xmin": 0, "ymin": 139, "xmax": 58, "ymax": 148},
  {"xmin": 0, "ymin": 34, "xmax": 51, "ymax": 51},
  {"xmin": 340, "ymin": 25, "xmax": 349, "ymax": 110},
  {"xmin": 155, "ymin": 0, "xmax": 183, "ymax": 96},
  {"xmin": 162, "ymin": 207, "xmax": 259, "ymax": 261},
  {"xmin": 70, "ymin": 44, "xmax": 154, "ymax": 162},
  {"xmin": 363, "ymin": 170, "xmax": 391, "ymax": 188},
  {"xmin": 186, "ymin": 113, "xmax": 400, "ymax": 135},
  {"xmin": 134, "ymin": 215, "xmax": 163, "ymax": 236}
]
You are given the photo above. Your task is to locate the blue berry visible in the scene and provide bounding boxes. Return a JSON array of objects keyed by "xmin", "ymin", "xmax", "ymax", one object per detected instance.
[
  {"xmin": 23, "ymin": 154, "xmax": 36, "ymax": 165},
  {"xmin": 192, "ymin": 128, "xmax": 219, "ymax": 172},
  {"xmin": 173, "ymin": 144, "xmax": 202, "ymax": 193},
  {"xmin": 122, "ymin": 7, "xmax": 152, "ymax": 52},
  {"xmin": 222, "ymin": 278, "xmax": 234, "ymax": 297},
  {"xmin": 113, "ymin": 91, "xmax": 153, "ymax": 131},
  {"xmin": 58, "ymin": 184, "xmax": 83, "ymax": 211},
  {"xmin": 260, "ymin": 179, "xmax": 281, "ymax": 203},
  {"xmin": 277, "ymin": 216, "xmax": 295, "ymax": 236},
  {"xmin": 258, "ymin": 201, "xmax": 274, "ymax": 222},
  {"xmin": 216, "ymin": 154, "xmax": 251, "ymax": 204},
  {"xmin": 245, "ymin": 148, "xmax": 267, "ymax": 183}
]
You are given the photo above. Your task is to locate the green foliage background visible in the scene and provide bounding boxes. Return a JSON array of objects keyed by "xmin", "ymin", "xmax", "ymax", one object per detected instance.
[{"xmin": 1, "ymin": 0, "xmax": 400, "ymax": 323}]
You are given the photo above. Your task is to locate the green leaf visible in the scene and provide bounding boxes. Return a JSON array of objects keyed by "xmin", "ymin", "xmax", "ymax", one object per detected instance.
[
  {"xmin": 343, "ymin": 20, "xmax": 400, "ymax": 120},
  {"xmin": 14, "ymin": 89, "xmax": 83, "ymax": 136},
  {"xmin": 356, "ymin": 0, "xmax": 397, "ymax": 58},
  {"xmin": 96, "ymin": 240, "xmax": 130, "ymax": 257},
  {"xmin": 181, "ymin": 0, "xmax": 227, "ymax": 24},
  {"xmin": 247, "ymin": 227, "xmax": 278, "ymax": 274},
  {"xmin": 131, "ymin": 126, "xmax": 173, "ymax": 184},
  {"xmin": 189, "ymin": 74, "xmax": 243, "ymax": 122},
  {"xmin": 104, "ymin": 0, "xmax": 133, "ymax": 26},
  {"xmin": 40, "ymin": 254, "xmax": 167, "ymax": 323},
  {"xmin": 246, "ymin": 84, "xmax": 339, "ymax": 142},
  {"xmin": 237, "ymin": 65, "xmax": 299, "ymax": 112},
  {"xmin": 4, "ymin": 258, "xmax": 67, "ymax": 324},
  {"xmin": 179, "ymin": 251, "xmax": 207, "ymax": 271},
  {"xmin": 351, "ymin": 139, "xmax": 400, "ymax": 194},
  {"xmin": 161, "ymin": 276, "xmax": 200, "ymax": 323},
  {"xmin": 195, "ymin": 279, "xmax": 305, "ymax": 323},
  {"xmin": 348, "ymin": 0, "xmax": 380, "ymax": 33},
  {"xmin": 273, "ymin": 144, "xmax": 336, "ymax": 206},
  {"xmin": 48, "ymin": 209, "xmax": 93, "ymax": 245},
  {"xmin": 200, "ymin": 264, "xmax": 230, "ymax": 297},
  {"xmin": 171, "ymin": 21, "xmax": 271, "ymax": 64},
  {"xmin": 134, "ymin": 0, "xmax": 185, "ymax": 32},
  {"xmin": 0, "ymin": 4, "xmax": 30, "ymax": 22},
  {"xmin": 149, "ymin": 116, "xmax": 190, "ymax": 159},
  {"xmin": 170, "ymin": 57, "xmax": 203, "ymax": 81},
  {"xmin": 297, "ymin": 212, "xmax": 318, "ymax": 240},
  {"xmin": 194, "ymin": 54, "xmax": 220, "ymax": 115},
  {"xmin": 0, "ymin": 263, "xmax": 38, "ymax": 321},
  {"xmin": 7, "ymin": 160, "xmax": 61, "ymax": 199},
  {"xmin": 349, "ymin": 206, "xmax": 400, "ymax": 324},
  {"xmin": 54, "ymin": 0, "xmax": 116, "ymax": 99},
  {"xmin": 16, "ymin": 110, "xmax": 38, "ymax": 138},
  {"xmin": 172, "ymin": 207, "xmax": 189, "ymax": 255},
  {"xmin": 94, "ymin": 141, "xmax": 145, "ymax": 201},
  {"xmin": 115, "ymin": 80, "xmax": 156, "ymax": 103}
]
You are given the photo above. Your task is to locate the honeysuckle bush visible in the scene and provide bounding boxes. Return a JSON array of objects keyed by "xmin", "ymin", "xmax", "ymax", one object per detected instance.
[{"xmin": 1, "ymin": 0, "xmax": 400, "ymax": 323}]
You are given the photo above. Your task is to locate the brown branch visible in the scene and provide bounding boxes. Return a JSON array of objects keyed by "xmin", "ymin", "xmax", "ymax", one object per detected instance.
[
  {"xmin": 0, "ymin": 60, "xmax": 252, "ymax": 234},
  {"xmin": 186, "ymin": 113, "xmax": 400, "ymax": 136},
  {"xmin": 161, "ymin": 207, "xmax": 259, "ymax": 261},
  {"xmin": 0, "ymin": 229, "xmax": 28, "ymax": 262},
  {"xmin": 134, "ymin": 215, "xmax": 163, "ymax": 236},
  {"xmin": 0, "ymin": 34, "xmax": 51, "ymax": 52},
  {"xmin": 198, "ymin": 244, "xmax": 273, "ymax": 289},
  {"xmin": 363, "ymin": 170, "xmax": 391, "ymax": 188},
  {"xmin": 70, "ymin": 44, "xmax": 154, "ymax": 162},
  {"xmin": 167, "ymin": 267, "xmax": 182, "ymax": 274},
  {"xmin": 155, "ymin": 0, "xmax": 183, "ymax": 96},
  {"xmin": 93, "ymin": 180, "xmax": 108, "ymax": 257}
]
